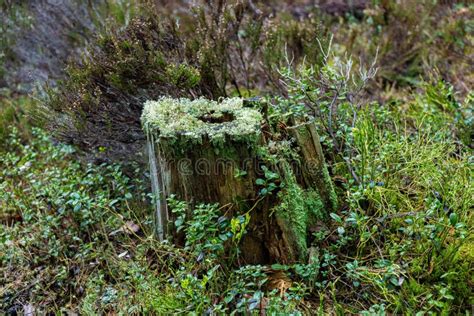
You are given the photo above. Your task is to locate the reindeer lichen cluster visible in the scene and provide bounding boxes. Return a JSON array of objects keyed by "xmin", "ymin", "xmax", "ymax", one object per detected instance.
[{"xmin": 141, "ymin": 97, "xmax": 262, "ymax": 144}]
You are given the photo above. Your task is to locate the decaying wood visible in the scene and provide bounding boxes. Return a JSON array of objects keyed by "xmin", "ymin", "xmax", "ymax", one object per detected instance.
[{"xmin": 143, "ymin": 97, "xmax": 336, "ymax": 263}]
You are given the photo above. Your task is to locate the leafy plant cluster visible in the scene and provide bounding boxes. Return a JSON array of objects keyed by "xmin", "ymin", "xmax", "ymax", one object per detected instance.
[
  {"xmin": 333, "ymin": 109, "xmax": 473, "ymax": 313},
  {"xmin": 269, "ymin": 46, "xmax": 473, "ymax": 312},
  {"xmin": 0, "ymin": 105, "xmax": 303, "ymax": 313},
  {"xmin": 0, "ymin": 118, "xmax": 153, "ymax": 313}
]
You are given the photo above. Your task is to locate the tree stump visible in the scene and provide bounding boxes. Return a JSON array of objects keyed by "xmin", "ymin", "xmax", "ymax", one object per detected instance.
[{"xmin": 142, "ymin": 97, "xmax": 336, "ymax": 263}]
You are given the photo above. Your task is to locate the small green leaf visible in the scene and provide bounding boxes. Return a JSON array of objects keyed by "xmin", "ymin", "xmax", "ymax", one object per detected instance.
[
  {"xmin": 73, "ymin": 203, "xmax": 82, "ymax": 212},
  {"xmin": 330, "ymin": 213, "xmax": 342, "ymax": 223},
  {"xmin": 449, "ymin": 213, "xmax": 458, "ymax": 225},
  {"xmin": 271, "ymin": 263, "xmax": 288, "ymax": 270}
]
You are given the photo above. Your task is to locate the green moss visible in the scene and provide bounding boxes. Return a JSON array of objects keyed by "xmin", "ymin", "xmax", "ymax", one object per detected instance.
[
  {"xmin": 142, "ymin": 97, "xmax": 262, "ymax": 145},
  {"xmin": 272, "ymin": 163, "xmax": 324, "ymax": 260},
  {"xmin": 457, "ymin": 241, "xmax": 474, "ymax": 264}
]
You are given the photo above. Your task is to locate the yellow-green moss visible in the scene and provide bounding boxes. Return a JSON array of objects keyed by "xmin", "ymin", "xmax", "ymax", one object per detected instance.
[{"xmin": 272, "ymin": 163, "xmax": 324, "ymax": 260}]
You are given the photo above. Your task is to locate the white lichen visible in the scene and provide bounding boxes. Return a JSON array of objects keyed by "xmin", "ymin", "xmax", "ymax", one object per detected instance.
[{"xmin": 141, "ymin": 97, "xmax": 262, "ymax": 144}]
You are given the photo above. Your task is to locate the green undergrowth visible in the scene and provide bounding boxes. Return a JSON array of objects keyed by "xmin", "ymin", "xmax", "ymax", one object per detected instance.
[
  {"xmin": 0, "ymin": 98, "xmax": 302, "ymax": 314},
  {"xmin": 0, "ymin": 92, "xmax": 36, "ymax": 150},
  {"xmin": 1, "ymin": 0, "xmax": 473, "ymax": 312},
  {"xmin": 0, "ymin": 126, "xmax": 149, "ymax": 312},
  {"xmin": 332, "ymin": 107, "xmax": 473, "ymax": 313},
  {"xmin": 2, "ymin": 78, "xmax": 472, "ymax": 314}
]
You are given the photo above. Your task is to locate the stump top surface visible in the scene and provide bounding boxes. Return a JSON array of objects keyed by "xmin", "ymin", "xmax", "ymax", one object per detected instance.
[{"xmin": 142, "ymin": 97, "xmax": 262, "ymax": 143}]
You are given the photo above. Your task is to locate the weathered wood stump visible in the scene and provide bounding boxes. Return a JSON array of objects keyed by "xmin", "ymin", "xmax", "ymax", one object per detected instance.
[{"xmin": 142, "ymin": 97, "xmax": 336, "ymax": 263}]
